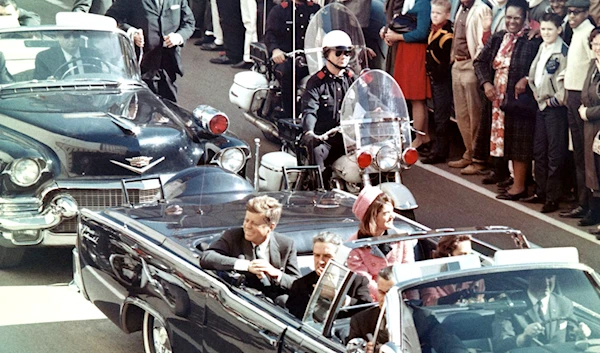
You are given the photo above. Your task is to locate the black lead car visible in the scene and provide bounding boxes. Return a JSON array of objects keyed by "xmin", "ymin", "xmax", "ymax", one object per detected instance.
[
  {"xmin": 0, "ymin": 22, "xmax": 250, "ymax": 267},
  {"xmin": 73, "ymin": 167, "xmax": 600, "ymax": 353}
]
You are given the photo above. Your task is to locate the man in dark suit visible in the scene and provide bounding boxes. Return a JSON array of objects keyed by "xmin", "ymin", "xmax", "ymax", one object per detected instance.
[
  {"xmin": 72, "ymin": 0, "xmax": 114, "ymax": 14},
  {"xmin": 349, "ymin": 266, "xmax": 469, "ymax": 353},
  {"xmin": 0, "ymin": 0, "xmax": 40, "ymax": 26},
  {"xmin": 34, "ymin": 32, "xmax": 99, "ymax": 80},
  {"xmin": 492, "ymin": 274, "xmax": 591, "ymax": 353},
  {"xmin": 200, "ymin": 195, "xmax": 301, "ymax": 299},
  {"xmin": 286, "ymin": 231, "xmax": 372, "ymax": 320},
  {"xmin": 106, "ymin": 0, "xmax": 195, "ymax": 102}
]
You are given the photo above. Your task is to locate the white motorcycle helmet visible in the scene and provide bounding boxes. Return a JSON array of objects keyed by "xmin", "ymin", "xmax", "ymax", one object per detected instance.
[{"xmin": 321, "ymin": 30, "xmax": 354, "ymax": 56}]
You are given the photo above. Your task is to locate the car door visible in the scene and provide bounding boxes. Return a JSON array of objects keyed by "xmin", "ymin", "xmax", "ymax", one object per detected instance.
[{"xmin": 79, "ymin": 209, "xmax": 211, "ymax": 352}]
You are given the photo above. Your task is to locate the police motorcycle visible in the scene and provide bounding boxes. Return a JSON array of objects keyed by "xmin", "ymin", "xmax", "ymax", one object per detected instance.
[
  {"xmin": 251, "ymin": 4, "xmax": 418, "ymax": 218},
  {"xmin": 228, "ymin": 2, "xmax": 365, "ymax": 147}
]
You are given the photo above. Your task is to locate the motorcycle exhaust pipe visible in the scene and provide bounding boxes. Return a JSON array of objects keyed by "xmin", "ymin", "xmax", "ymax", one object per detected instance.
[{"xmin": 242, "ymin": 112, "xmax": 280, "ymax": 140}]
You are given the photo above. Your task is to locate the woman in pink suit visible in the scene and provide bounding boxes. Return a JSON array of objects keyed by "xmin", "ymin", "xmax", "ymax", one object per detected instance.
[{"xmin": 347, "ymin": 186, "xmax": 415, "ymax": 300}]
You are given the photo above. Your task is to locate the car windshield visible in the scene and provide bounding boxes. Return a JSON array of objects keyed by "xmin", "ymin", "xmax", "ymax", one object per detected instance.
[
  {"xmin": 0, "ymin": 28, "xmax": 138, "ymax": 85},
  {"xmin": 392, "ymin": 268, "xmax": 600, "ymax": 353}
]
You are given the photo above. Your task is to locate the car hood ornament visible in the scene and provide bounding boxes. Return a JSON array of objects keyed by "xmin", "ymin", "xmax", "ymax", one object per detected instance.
[{"xmin": 110, "ymin": 156, "xmax": 165, "ymax": 174}]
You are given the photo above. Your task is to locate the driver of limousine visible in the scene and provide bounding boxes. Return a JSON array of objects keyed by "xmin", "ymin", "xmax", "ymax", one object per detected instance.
[
  {"xmin": 492, "ymin": 274, "xmax": 592, "ymax": 353},
  {"xmin": 199, "ymin": 195, "xmax": 301, "ymax": 300},
  {"xmin": 33, "ymin": 31, "xmax": 97, "ymax": 80}
]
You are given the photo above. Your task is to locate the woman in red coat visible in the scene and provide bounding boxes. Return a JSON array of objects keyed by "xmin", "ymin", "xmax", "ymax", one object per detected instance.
[{"xmin": 347, "ymin": 186, "xmax": 415, "ymax": 299}]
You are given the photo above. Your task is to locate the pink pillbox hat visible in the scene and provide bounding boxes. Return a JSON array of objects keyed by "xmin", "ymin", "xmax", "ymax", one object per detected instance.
[{"xmin": 352, "ymin": 186, "xmax": 383, "ymax": 221}]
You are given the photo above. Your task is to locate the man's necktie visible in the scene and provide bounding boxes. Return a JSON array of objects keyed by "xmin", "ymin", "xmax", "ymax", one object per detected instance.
[
  {"xmin": 253, "ymin": 245, "xmax": 260, "ymax": 260},
  {"xmin": 537, "ymin": 302, "xmax": 546, "ymax": 321}
]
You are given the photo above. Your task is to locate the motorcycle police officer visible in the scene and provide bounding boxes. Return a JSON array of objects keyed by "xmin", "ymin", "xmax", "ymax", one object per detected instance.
[
  {"xmin": 263, "ymin": 0, "xmax": 320, "ymax": 118},
  {"xmin": 302, "ymin": 30, "xmax": 355, "ymax": 187}
]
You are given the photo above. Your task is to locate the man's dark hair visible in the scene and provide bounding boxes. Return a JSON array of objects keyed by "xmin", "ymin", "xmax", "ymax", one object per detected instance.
[
  {"xmin": 506, "ymin": 0, "xmax": 529, "ymax": 17},
  {"xmin": 0, "ymin": 0, "xmax": 17, "ymax": 8},
  {"xmin": 378, "ymin": 266, "xmax": 394, "ymax": 281},
  {"xmin": 540, "ymin": 12, "xmax": 564, "ymax": 28}
]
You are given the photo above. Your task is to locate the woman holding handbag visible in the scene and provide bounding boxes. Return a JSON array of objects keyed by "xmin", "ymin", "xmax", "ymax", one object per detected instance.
[
  {"xmin": 381, "ymin": 0, "xmax": 432, "ymax": 151},
  {"xmin": 473, "ymin": 0, "xmax": 542, "ymax": 200}
]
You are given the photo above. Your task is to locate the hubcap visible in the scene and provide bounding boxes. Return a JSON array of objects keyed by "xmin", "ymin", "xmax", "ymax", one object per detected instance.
[{"xmin": 150, "ymin": 319, "xmax": 172, "ymax": 353}]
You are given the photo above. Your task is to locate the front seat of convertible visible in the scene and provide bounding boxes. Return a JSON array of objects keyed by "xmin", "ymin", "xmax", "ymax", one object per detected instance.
[{"xmin": 440, "ymin": 312, "xmax": 494, "ymax": 353}]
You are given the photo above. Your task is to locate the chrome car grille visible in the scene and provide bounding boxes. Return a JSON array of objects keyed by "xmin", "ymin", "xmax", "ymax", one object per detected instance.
[{"xmin": 50, "ymin": 188, "xmax": 161, "ymax": 234}]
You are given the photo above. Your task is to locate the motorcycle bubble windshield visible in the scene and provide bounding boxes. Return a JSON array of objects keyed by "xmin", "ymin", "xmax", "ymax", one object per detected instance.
[{"xmin": 339, "ymin": 70, "xmax": 412, "ymax": 156}]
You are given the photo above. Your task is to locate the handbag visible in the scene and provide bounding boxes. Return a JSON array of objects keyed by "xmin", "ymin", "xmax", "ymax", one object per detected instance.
[
  {"xmin": 500, "ymin": 92, "xmax": 538, "ymax": 117},
  {"xmin": 388, "ymin": 14, "xmax": 417, "ymax": 34}
]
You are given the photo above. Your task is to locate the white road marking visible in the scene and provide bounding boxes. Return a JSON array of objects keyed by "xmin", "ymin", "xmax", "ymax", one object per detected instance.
[
  {"xmin": 416, "ymin": 161, "xmax": 600, "ymax": 244},
  {"xmin": 42, "ymin": 0, "xmax": 71, "ymax": 10},
  {"xmin": 0, "ymin": 284, "xmax": 106, "ymax": 327}
]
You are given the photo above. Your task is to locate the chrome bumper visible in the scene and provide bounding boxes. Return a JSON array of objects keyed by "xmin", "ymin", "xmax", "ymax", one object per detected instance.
[
  {"xmin": 0, "ymin": 194, "xmax": 78, "ymax": 231},
  {"xmin": 0, "ymin": 194, "xmax": 78, "ymax": 246}
]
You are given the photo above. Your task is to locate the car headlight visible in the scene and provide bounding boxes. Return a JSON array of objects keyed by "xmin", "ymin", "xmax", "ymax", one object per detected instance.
[
  {"xmin": 9, "ymin": 158, "xmax": 43, "ymax": 187},
  {"xmin": 375, "ymin": 146, "xmax": 399, "ymax": 171},
  {"xmin": 218, "ymin": 148, "xmax": 246, "ymax": 173}
]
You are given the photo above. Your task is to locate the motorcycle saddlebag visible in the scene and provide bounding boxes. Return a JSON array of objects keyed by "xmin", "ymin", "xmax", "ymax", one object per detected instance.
[
  {"xmin": 250, "ymin": 42, "xmax": 269, "ymax": 66},
  {"xmin": 229, "ymin": 71, "xmax": 269, "ymax": 112}
]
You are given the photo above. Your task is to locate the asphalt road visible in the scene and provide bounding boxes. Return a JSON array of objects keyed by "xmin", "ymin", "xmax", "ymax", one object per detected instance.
[{"xmin": 1, "ymin": 1, "xmax": 599, "ymax": 353}]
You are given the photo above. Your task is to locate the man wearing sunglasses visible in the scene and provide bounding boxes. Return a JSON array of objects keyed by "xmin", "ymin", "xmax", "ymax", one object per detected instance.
[
  {"xmin": 560, "ymin": 0, "xmax": 595, "ymax": 221},
  {"xmin": 301, "ymin": 30, "xmax": 355, "ymax": 188},
  {"xmin": 33, "ymin": 32, "xmax": 99, "ymax": 80}
]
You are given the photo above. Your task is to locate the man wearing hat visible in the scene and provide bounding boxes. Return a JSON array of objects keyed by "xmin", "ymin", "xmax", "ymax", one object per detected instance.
[{"xmin": 560, "ymin": 0, "xmax": 595, "ymax": 222}]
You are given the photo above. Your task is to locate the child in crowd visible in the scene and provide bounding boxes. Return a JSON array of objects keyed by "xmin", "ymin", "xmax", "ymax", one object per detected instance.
[
  {"xmin": 526, "ymin": 12, "xmax": 569, "ymax": 213},
  {"xmin": 421, "ymin": 0, "xmax": 454, "ymax": 164}
]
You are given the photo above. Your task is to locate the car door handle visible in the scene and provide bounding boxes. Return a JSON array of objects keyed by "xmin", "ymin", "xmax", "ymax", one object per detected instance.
[{"xmin": 259, "ymin": 330, "xmax": 279, "ymax": 347}]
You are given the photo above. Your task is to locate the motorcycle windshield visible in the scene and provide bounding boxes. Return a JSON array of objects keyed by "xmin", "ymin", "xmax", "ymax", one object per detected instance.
[
  {"xmin": 304, "ymin": 2, "xmax": 367, "ymax": 76},
  {"xmin": 339, "ymin": 70, "xmax": 412, "ymax": 157}
]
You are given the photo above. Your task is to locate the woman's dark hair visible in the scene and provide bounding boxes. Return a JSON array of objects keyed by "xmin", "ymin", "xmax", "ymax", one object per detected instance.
[
  {"xmin": 357, "ymin": 192, "xmax": 395, "ymax": 239},
  {"xmin": 433, "ymin": 234, "xmax": 472, "ymax": 258},
  {"xmin": 540, "ymin": 12, "xmax": 564, "ymax": 29},
  {"xmin": 589, "ymin": 27, "xmax": 600, "ymax": 49},
  {"xmin": 506, "ymin": 0, "xmax": 529, "ymax": 18}
]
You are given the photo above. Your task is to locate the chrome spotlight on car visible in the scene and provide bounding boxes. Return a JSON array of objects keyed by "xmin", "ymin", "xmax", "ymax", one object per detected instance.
[{"xmin": 193, "ymin": 105, "xmax": 230, "ymax": 135}]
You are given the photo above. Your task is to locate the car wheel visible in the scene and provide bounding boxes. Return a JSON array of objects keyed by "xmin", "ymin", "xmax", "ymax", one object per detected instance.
[
  {"xmin": 0, "ymin": 245, "xmax": 25, "ymax": 268},
  {"xmin": 143, "ymin": 311, "xmax": 173, "ymax": 353}
]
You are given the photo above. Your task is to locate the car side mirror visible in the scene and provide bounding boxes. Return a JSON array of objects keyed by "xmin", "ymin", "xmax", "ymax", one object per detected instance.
[{"xmin": 346, "ymin": 338, "xmax": 366, "ymax": 353}]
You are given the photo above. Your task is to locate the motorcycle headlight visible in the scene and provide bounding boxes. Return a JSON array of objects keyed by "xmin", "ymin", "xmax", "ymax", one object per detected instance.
[
  {"xmin": 218, "ymin": 148, "xmax": 246, "ymax": 173},
  {"xmin": 375, "ymin": 146, "xmax": 399, "ymax": 171},
  {"xmin": 9, "ymin": 158, "xmax": 42, "ymax": 187}
]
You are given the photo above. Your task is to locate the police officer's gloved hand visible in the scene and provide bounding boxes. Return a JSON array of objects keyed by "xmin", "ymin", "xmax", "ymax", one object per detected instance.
[
  {"xmin": 437, "ymin": 288, "xmax": 473, "ymax": 305},
  {"xmin": 302, "ymin": 131, "xmax": 320, "ymax": 145}
]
